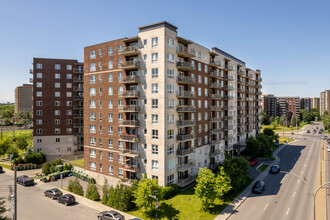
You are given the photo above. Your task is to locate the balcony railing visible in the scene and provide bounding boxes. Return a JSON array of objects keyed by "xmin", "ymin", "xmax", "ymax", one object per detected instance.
[
  {"xmin": 176, "ymin": 105, "xmax": 196, "ymax": 112},
  {"xmin": 73, "ymin": 77, "xmax": 84, "ymax": 83},
  {"xmin": 73, "ymin": 95, "xmax": 84, "ymax": 100},
  {"xmin": 237, "ymin": 70, "xmax": 245, "ymax": 75},
  {"xmin": 209, "ymin": 149, "xmax": 222, "ymax": 157},
  {"xmin": 73, "ymin": 114, "xmax": 83, "ymax": 118},
  {"xmin": 118, "ymin": 45, "xmax": 139, "ymax": 56},
  {"xmin": 177, "ymin": 61, "xmax": 194, "ymax": 71},
  {"xmin": 177, "ymin": 148, "xmax": 194, "ymax": 156},
  {"xmin": 177, "ymin": 133, "xmax": 196, "ymax": 142},
  {"xmin": 73, "ymin": 123, "xmax": 83, "ymax": 128},
  {"xmin": 247, "ymin": 73, "xmax": 253, "ymax": 78},
  {"xmin": 73, "ymin": 141, "xmax": 84, "ymax": 146},
  {"xmin": 209, "ymin": 82, "xmax": 222, "ymax": 89},
  {"xmin": 119, "ymin": 61, "xmax": 139, "ymax": 70},
  {"xmin": 223, "ymin": 85, "xmax": 234, "ymax": 90},
  {"xmin": 119, "ymin": 134, "xmax": 139, "ymax": 143},
  {"xmin": 73, "ymin": 68, "xmax": 84, "ymax": 74},
  {"xmin": 119, "ymin": 149, "xmax": 139, "ymax": 158},
  {"xmin": 210, "ymin": 117, "xmax": 221, "ymax": 122},
  {"xmin": 177, "ymin": 120, "xmax": 196, "ymax": 127},
  {"xmin": 223, "ymin": 75, "xmax": 234, "ymax": 81},
  {"xmin": 177, "ymin": 175, "xmax": 196, "ymax": 188},
  {"xmin": 73, "ymin": 105, "xmax": 83, "ymax": 110},
  {"xmin": 74, "ymin": 132, "xmax": 83, "ymax": 136},
  {"xmin": 209, "ymin": 59, "xmax": 223, "ymax": 67},
  {"xmin": 73, "ymin": 87, "xmax": 84, "ymax": 91},
  {"xmin": 118, "ymin": 75, "xmax": 139, "ymax": 84},
  {"xmin": 118, "ymin": 90, "xmax": 139, "ymax": 98},
  {"xmin": 119, "ymin": 163, "xmax": 139, "ymax": 172},
  {"xmin": 256, "ymin": 84, "xmax": 262, "ymax": 88},
  {"xmin": 209, "ymin": 105, "xmax": 222, "ymax": 111},
  {"xmin": 256, "ymin": 77, "xmax": 262, "ymax": 82},
  {"xmin": 209, "ymin": 70, "xmax": 222, "ymax": 78},
  {"xmin": 224, "ymin": 95, "xmax": 234, "ymax": 100},
  {"xmin": 210, "ymin": 128, "xmax": 222, "ymax": 134},
  {"xmin": 209, "ymin": 94, "xmax": 223, "ymax": 99},
  {"xmin": 224, "ymin": 115, "xmax": 234, "ymax": 120},
  {"xmin": 118, "ymin": 105, "xmax": 139, "ymax": 112},
  {"xmin": 177, "ymin": 76, "xmax": 195, "ymax": 84},
  {"xmin": 177, "ymin": 160, "xmax": 195, "ymax": 172},
  {"xmin": 177, "ymin": 46, "xmax": 196, "ymax": 58},
  {"xmin": 177, "ymin": 91, "xmax": 196, "ymax": 98},
  {"xmin": 224, "ymin": 65, "xmax": 234, "ymax": 71},
  {"xmin": 118, "ymin": 120, "xmax": 139, "ymax": 127}
]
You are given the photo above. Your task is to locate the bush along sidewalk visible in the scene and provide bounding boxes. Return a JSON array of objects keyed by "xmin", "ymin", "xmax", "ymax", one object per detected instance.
[
  {"xmin": 72, "ymin": 170, "xmax": 96, "ymax": 184},
  {"xmin": 68, "ymin": 178, "xmax": 84, "ymax": 196},
  {"xmin": 86, "ymin": 183, "xmax": 100, "ymax": 201}
]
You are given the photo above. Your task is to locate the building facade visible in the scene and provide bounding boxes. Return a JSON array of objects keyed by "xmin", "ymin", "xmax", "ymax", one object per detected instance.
[
  {"xmin": 261, "ymin": 94, "xmax": 278, "ymax": 119},
  {"xmin": 277, "ymin": 97, "xmax": 301, "ymax": 119},
  {"xmin": 301, "ymin": 97, "xmax": 312, "ymax": 112},
  {"xmin": 320, "ymin": 90, "xmax": 330, "ymax": 115},
  {"xmin": 83, "ymin": 21, "xmax": 262, "ymax": 187},
  {"xmin": 311, "ymin": 97, "xmax": 320, "ymax": 111},
  {"xmin": 14, "ymin": 84, "xmax": 33, "ymax": 115},
  {"xmin": 32, "ymin": 58, "xmax": 84, "ymax": 160}
]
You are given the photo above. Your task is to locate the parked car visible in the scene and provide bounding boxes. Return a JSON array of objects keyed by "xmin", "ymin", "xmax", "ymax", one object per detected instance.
[
  {"xmin": 0, "ymin": 165, "xmax": 3, "ymax": 173},
  {"xmin": 313, "ymin": 129, "xmax": 316, "ymax": 133},
  {"xmin": 248, "ymin": 157, "xmax": 258, "ymax": 167},
  {"xmin": 252, "ymin": 180, "xmax": 266, "ymax": 194},
  {"xmin": 306, "ymin": 130, "xmax": 310, "ymax": 133},
  {"xmin": 58, "ymin": 194, "xmax": 75, "ymax": 206},
  {"xmin": 327, "ymin": 147, "xmax": 330, "ymax": 152},
  {"xmin": 17, "ymin": 175, "xmax": 34, "ymax": 186},
  {"xmin": 44, "ymin": 188, "xmax": 63, "ymax": 200},
  {"xmin": 269, "ymin": 165, "xmax": 280, "ymax": 174},
  {"xmin": 97, "ymin": 211, "xmax": 125, "ymax": 220},
  {"xmin": 319, "ymin": 130, "xmax": 323, "ymax": 134}
]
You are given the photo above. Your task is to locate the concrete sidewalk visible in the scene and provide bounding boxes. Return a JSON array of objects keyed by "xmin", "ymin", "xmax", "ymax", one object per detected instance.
[
  {"xmin": 315, "ymin": 139, "xmax": 327, "ymax": 220},
  {"xmin": 215, "ymin": 143, "xmax": 289, "ymax": 220}
]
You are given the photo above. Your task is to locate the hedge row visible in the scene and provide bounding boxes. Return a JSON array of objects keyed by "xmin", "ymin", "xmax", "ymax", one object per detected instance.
[{"xmin": 72, "ymin": 170, "xmax": 96, "ymax": 184}]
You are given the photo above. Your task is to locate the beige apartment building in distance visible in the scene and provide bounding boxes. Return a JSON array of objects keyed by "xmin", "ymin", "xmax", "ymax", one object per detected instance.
[
  {"xmin": 311, "ymin": 97, "xmax": 320, "ymax": 111},
  {"xmin": 83, "ymin": 21, "xmax": 262, "ymax": 187},
  {"xmin": 320, "ymin": 90, "xmax": 330, "ymax": 115},
  {"xmin": 15, "ymin": 84, "xmax": 33, "ymax": 114}
]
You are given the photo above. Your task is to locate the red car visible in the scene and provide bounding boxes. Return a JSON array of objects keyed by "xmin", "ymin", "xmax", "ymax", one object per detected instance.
[{"xmin": 248, "ymin": 158, "xmax": 258, "ymax": 166}]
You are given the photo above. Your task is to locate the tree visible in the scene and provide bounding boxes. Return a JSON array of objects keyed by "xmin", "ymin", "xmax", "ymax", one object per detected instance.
[
  {"xmin": 269, "ymin": 116, "xmax": 275, "ymax": 124},
  {"xmin": 245, "ymin": 136, "xmax": 261, "ymax": 157},
  {"xmin": 101, "ymin": 179, "xmax": 110, "ymax": 205},
  {"xmin": 15, "ymin": 135, "xmax": 28, "ymax": 151},
  {"xmin": 274, "ymin": 116, "xmax": 280, "ymax": 125},
  {"xmin": 133, "ymin": 176, "xmax": 164, "ymax": 214},
  {"xmin": 257, "ymin": 133, "xmax": 272, "ymax": 158},
  {"xmin": 280, "ymin": 114, "xmax": 286, "ymax": 126},
  {"xmin": 68, "ymin": 178, "xmax": 84, "ymax": 196},
  {"xmin": 311, "ymin": 108, "xmax": 320, "ymax": 121},
  {"xmin": 224, "ymin": 157, "xmax": 249, "ymax": 192},
  {"xmin": 261, "ymin": 111, "xmax": 270, "ymax": 125},
  {"xmin": 6, "ymin": 146, "xmax": 19, "ymax": 159},
  {"xmin": 86, "ymin": 183, "xmax": 100, "ymax": 201},
  {"xmin": 291, "ymin": 115, "xmax": 297, "ymax": 127},
  {"xmin": 0, "ymin": 196, "xmax": 10, "ymax": 220},
  {"xmin": 0, "ymin": 139, "xmax": 10, "ymax": 157},
  {"xmin": 195, "ymin": 167, "xmax": 231, "ymax": 211}
]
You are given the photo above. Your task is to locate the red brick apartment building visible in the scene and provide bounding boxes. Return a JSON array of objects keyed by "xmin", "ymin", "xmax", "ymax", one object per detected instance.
[
  {"xmin": 32, "ymin": 58, "xmax": 84, "ymax": 160},
  {"xmin": 82, "ymin": 21, "xmax": 262, "ymax": 187}
]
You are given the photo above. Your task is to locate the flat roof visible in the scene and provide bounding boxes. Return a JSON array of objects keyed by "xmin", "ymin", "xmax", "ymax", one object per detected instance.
[
  {"xmin": 212, "ymin": 47, "xmax": 245, "ymax": 65},
  {"xmin": 139, "ymin": 21, "xmax": 178, "ymax": 33}
]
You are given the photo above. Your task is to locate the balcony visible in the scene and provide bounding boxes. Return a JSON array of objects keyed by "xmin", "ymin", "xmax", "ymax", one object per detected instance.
[
  {"xmin": 119, "ymin": 134, "xmax": 139, "ymax": 143},
  {"xmin": 209, "ymin": 149, "xmax": 222, "ymax": 157},
  {"xmin": 119, "ymin": 149, "xmax": 139, "ymax": 158},
  {"xmin": 177, "ymin": 46, "xmax": 196, "ymax": 58},
  {"xmin": 177, "ymin": 148, "xmax": 194, "ymax": 156},
  {"xmin": 73, "ymin": 68, "xmax": 84, "ymax": 74},
  {"xmin": 224, "ymin": 135, "xmax": 234, "ymax": 141},
  {"xmin": 224, "ymin": 85, "xmax": 234, "ymax": 91},
  {"xmin": 209, "ymin": 94, "xmax": 223, "ymax": 100},
  {"xmin": 256, "ymin": 84, "xmax": 262, "ymax": 89},
  {"xmin": 224, "ymin": 65, "xmax": 234, "ymax": 71},
  {"xmin": 118, "ymin": 120, "xmax": 139, "ymax": 127},
  {"xmin": 73, "ymin": 105, "xmax": 83, "ymax": 110},
  {"xmin": 74, "ymin": 132, "xmax": 83, "ymax": 136},
  {"xmin": 73, "ymin": 77, "xmax": 84, "ymax": 83},
  {"xmin": 223, "ymin": 75, "xmax": 234, "ymax": 81},
  {"xmin": 237, "ymin": 131, "xmax": 245, "ymax": 136},
  {"xmin": 223, "ymin": 105, "xmax": 234, "ymax": 110},
  {"xmin": 177, "ymin": 91, "xmax": 196, "ymax": 98},
  {"xmin": 176, "ymin": 105, "xmax": 196, "ymax": 112},
  {"xmin": 177, "ymin": 133, "xmax": 196, "ymax": 142},
  {"xmin": 177, "ymin": 120, "xmax": 196, "ymax": 127},
  {"xmin": 73, "ymin": 95, "xmax": 84, "ymax": 100},
  {"xmin": 225, "ymin": 145, "xmax": 233, "ymax": 151},
  {"xmin": 118, "ymin": 45, "xmax": 139, "ymax": 56},
  {"xmin": 223, "ymin": 125, "xmax": 234, "ymax": 130},
  {"xmin": 210, "ymin": 117, "xmax": 221, "ymax": 122},
  {"xmin": 73, "ymin": 114, "xmax": 83, "ymax": 118},
  {"xmin": 224, "ymin": 95, "xmax": 234, "ymax": 100},
  {"xmin": 119, "ymin": 76, "xmax": 139, "ymax": 84},
  {"xmin": 257, "ymin": 92, "xmax": 262, "ymax": 95},
  {"xmin": 73, "ymin": 141, "xmax": 84, "ymax": 146},
  {"xmin": 209, "ymin": 82, "xmax": 222, "ymax": 89},
  {"xmin": 118, "ymin": 90, "xmax": 139, "ymax": 98},
  {"xmin": 119, "ymin": 163, "xmax": 139, "ymax": 172},
  {"xmin": 224, "ymin": 116, "xmax": 234, "ymax": 120},
  {"xmin": 119, "ymin": 61, "xmax": 139, "ymax": 70},
  {"xmin": 177, "ymin": 175, "xmax": 196, "ymax": 188},
  {"xmin": 256, "ymin": 77, "xmax": 262, "ymax": 82},
  {"xmin": 177, "ymin": 61, "xmax": 194, "ymax": 71},
  {"xmin": 237, "ymin": 79, "xmax": 246, "ymax": 84},
  {"xmin": 118, "ymin": 105, "xmax": 139, "ymax": 112},
  {"xmin": 210, "ymin": 128, "xmax": 222, "ymax": 134},
  {"xmin": 73, "ymin": 123, "xmax": 83, "ymax": 128},
  {"xmin": 177, "ymin": 160, "xmax": 195, "ymax": 172},
  {"xmin": 177, "ymin": 76, "xmax": 195, "ymax": 84},
  {"xmin": 209, "ymin": 59, "xmax": 223, "ymax": 68},
  {"xmin": 73, "ymin": 86, "xmax": 84, "ymax": 92},
  {"xmin": 209, "ymin": 105, "xmax": 222, "ymax": 111},
  {"xmin": 237, "ymin": 70, "xmax": 245, "ymax": 75},
  {"xmin": 209, "ymin": 70, "xmax": 222, "ymax": 78}
]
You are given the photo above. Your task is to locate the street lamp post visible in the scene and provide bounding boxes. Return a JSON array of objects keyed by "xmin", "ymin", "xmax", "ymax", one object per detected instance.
[{"xmin": 149, "ymin": 190, "xmax": 159, "ymax": 220}]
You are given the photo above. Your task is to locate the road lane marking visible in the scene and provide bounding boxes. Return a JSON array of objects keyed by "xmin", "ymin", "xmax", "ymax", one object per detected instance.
[
  {"xmin": 298, "ymin": 180, "xmax": 300, "ymax": 184},
  {"xmin": 293, "ymin": 192, "xmax": 296, "ymax": 197},
  {"xmin": 264, "ymin": 203, "xmax": 269, "ymax": 210},
  {"xmin": 286, "ymin": 208, "xmax": 290, "ymax": 216}
]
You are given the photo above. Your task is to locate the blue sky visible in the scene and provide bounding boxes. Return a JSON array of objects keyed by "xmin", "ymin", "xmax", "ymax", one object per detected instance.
[{"xmin": 1, "ymin": 0, "xmax": 329, "ymax": 102}]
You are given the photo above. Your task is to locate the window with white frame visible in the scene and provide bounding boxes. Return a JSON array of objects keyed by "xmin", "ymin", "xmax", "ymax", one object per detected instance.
[
  {"xmin": 66, "ymin": 101, "xmax": 72, "ymax": 106},
  {"xmin": 108, "ymin": 47, "xmax": 113, "ymax": 55},
  {"xmin": 198, "ymin": 51, "xmax": 201, "ymax": 59},
  {"xmin": 55, "ymin": 64, "xmax": 61, "ymax": 70},
  {"xmin": 108, "ymin": 165, "xmax": 113, "ymax": 175},
  {"xmin": 205, "ymin": 88, "xmax": 208, "ymax": 97},
  {"xmin": 99, "ymin": 62, "xmax": 102, "ymax": 70},
  {"xmin": 167, "ymin": 159, "xmax": 175, "ymax": 171},
  {"xmin": 204, "ymin": 65, "xmax": 208, "ymax": 73},
  {"xmin": 89, "ymin": 75, "xmax": 96, "ymax": 84},
  {"xmin": 89, "ymin": 162, "xmax": 96, "ymax": 170},
  {"xmin": 66, "ymin": 92, "xmax": 72, "ymax": 97},
  {"xmin": 89, "ymin": 137, "xmax": 96, "ymax": 145},
  {"xmin": 36, "ymin": 110, "xmax": 42, "ymax": 116},
  {"xmin": 167, "ymin": 54, "xmax": 174, "ymax": 63},
  {"xmin": 198, "ymin": 75, "xmax": 202, "ymax": 84},
  {"xmin": 198, "ymin": 112, "xmax": 202, "ymax": 121},
  {"xmin": 204, "ymin": 76, "xmax": 208, "ymax": 85},
  {"xmin": 108, "ymin": 113, "xmax": 113, "ymax": 122},
  {"xmin": 108, "ymin": 100, "xmax": 113, "ymax": 109},
  {"xmin": 36, "ymin": 101, "xmax": 42, "ymax": 106},
  {"xmin": 167, "ymin": 69, "xmax": 174, "ymax": 78},
  {"xmin": 108, "ymin": 60, "xmax": 113, "ymax": 69},
  {"xmin": 55, "ymin": 73, "xmax": 60, "ymax": 79},
  {"xmin": 108, "ymin": 152, "xmax": 113, "ymax": 161},
  {"xmin": 66, "ymin": 65, "xmax": 72, "ymax": 70},
  {"xmin": 36, "ymin": 119, "xmax": 42, "ymax": 125},
  {"xmin": 152, "ymin": 145, "xmax": 158, "ymax": 154},
  {"xmin": 198, "ymin": 100, "xmax": 202, "ymax": 108},
  {"xmin": 167, "ymin": 174, "xmax": 174, "ymax": 185},
  {"xmin": 55, "ymin": 92, "xmax": 60, "ymax": 97},
  {"xmin": 36, "ymin": 63, "xmax": 42, "ymax": 69},
  {"xmin": 67, "ymin": 74, "xmax": 72, "ymax": 79},
  {"xmin": 89, "ymin": 112, "xmax": 96, "ymax": 121},
  {"xmin": 108, "ymin": 73, "xmax": 113, "ymax": 82},
  {"xmin": 198, "ymin": 88, "xmax": 202, "ymax": 96},
  {"xmin": 54, "ymin": 119, "xmax": 60, "ymax": 125},
  {"xmin": 198, "ymin": 63, "xmax": 202, "ymax": 71},
  {"xmin": 152, "ymin": 160, "xmax": 158, "ymax": 170},
  {"xmin": 152, "ymin": 130, "xmax": 158, "ymax": 139},
  {"xmin": 198, "ymin": 137, "xmax": 202, "ymax": 146},
  {"xmin": 167, "ymin": 129, "xmax": 174, "ymax": 139},
  {"xmin": 152, "ymin": 37, "xmax": 158, "ymax": 48},
  {"xmin": 108, "ymin": 87, "xmax": 113, "ymax": 95},
  {"xmin": 152, "ymin": 53, "xmax": 158, "ymax": 63},
  {"xmin": 66, "ymin": 83, "xmax": 72, "ymax": 88},
  {"xmin": 204, "ymin": 136, "xmax": 208, "ymax": 144},
  {"xmin": 89, "ymin": 63, "xmax": 96, "ymax": 71},
  {"xmin": 204, "ymin": 112, "xmax": 208, "ymax": 120},
  {"xmin": 36, "ymin": 129, "xmax": 42, "ymax": 134},
  {"xmin": 36, "ymin": 91, "xmax": 42, "ymax": 97},
  {"xmin": 205, "ymin": 124, "xmax": 208, "ymax": 132},
  {"xmin": 99, "ymin": 49, "xmax": 102, "ymax": 57},
  {"xmin": 108, "ymin": 139, "xmax": 113, "ymax": 148},
  {"xmin": 204, "ymin": 100, "xmax": 208, "ymax": 108},
  {"xmin": 55, "ymin": 128, "xmax": 60, "ymax": 134},
  {"xmin": 36, "ymin": 82, "xmax": 42, "ymax": 88},
  {"xmin": 152, "ymin": 114, "xmax": 158, "ymax": 124},
  {"xmin": 152, "ymin": 84, "xmax": 158, "ymax": 93},
  {"xmin": 152, "ymin": 68, "xmax": 158, "ymax": 78},
  {"xmin": 36, "ymin": 73, "xmax": 42, "ymax": 78},
  {"xmin": 167, "ymin": 38, "xmax": 174, "ymax": 48},
  {"xmin": 167, "ymin": 84, "xmax": 174, "ymax": 94},
  {"xmin": 55, "ymin": 110, "xmax": 60, "ymax": 116},
  {"xmin": 89, "ymin": 50, "xmax": 96, "ymax": 59},
  {"xmin": 152, "ymin": 99, "xmax": 158, "ymax": 109},
  {"xmin": 66, "ymin": 119, "xmax": 72, "ymax": 125},
  {"xmin": 167, "ymin": 144, "xmax": 174, "ymax": 155},
  {"xmin": 89, "ymin": 125, "xmax": 96, "ymax": 133},
  {"xmin": 89, "ymin": 100, "xmax": 96, "ymax": 108},
  {"xmin": 108, "ymin": 126, "xmax": 113, "ymax": 135},
  {"xmin": 167, "ymin": 114, "xmax": 174, "ymax": 124},
  {"xmin": 167, "ymin": 99, "xmax": 174, "ymax": 109}
]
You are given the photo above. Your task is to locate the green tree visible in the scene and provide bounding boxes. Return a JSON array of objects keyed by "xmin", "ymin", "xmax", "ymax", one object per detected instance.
[
  {"xmin": 195, "ymin": 167, "xmax": 231, "ymax": 211},
  {"xmin": 0, "ymin": 139, "xmax": 10, "ymax": 157},
  {"xmin": 245, "ymin": 136, "xmax": 261, "ymax": 157},
  {"xmin": 261, "ymin": 111, "xmax": 270, "ymax": 125},
  {"xmin": 274, "ymin": 116, "xmax": 280, "ymax": 125},
  {"xmin": 6, "ymin": 145, "xmax": 19, "ymax": 159},
  {"xmin": 0, "ymin": 196, "xmax": 10, "ymax": 220},
  {"xmin": 15, "ymin": 135, "xmax": 28, "ymax": 151},
  {"xmin": 257, "ymin": 133, "xmax": 272, "ymax": 157},
  {"xmin": 101, "ymin": 179, "xmax": 110, "ymax": 204},
  {"xmin": 133, "ymin": 176, "xmax": 164, "ymax": 214},
  {"xmin": 68, "ymin": 178, "xmax": 84, "ymax": 196},
  {"xmin": 280, "ymin": 114, "xmax": 286, "ymax": 126},
  {"xmin": 291, "ymin": 115, "xmax": 297, "ymax": 127},
  {"xmin": 311, "ymin": 108, "xmax": 320, "ymax": 121},
  {"xmin": 269, "ymin": 116, "xmax": 275, "ymax": 124},
  {"xmin": 224, "ymin": 157, "xmax": 249, "ymax": 192},
  {"xmin": 86, "ymin": 183, "xmax": 100, "ymax": 201}
]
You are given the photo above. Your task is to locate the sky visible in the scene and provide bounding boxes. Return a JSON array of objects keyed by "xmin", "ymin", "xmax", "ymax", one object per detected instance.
[{"xmin": 0, "ymin": 0, "xmax": 329, "ymax": 102}]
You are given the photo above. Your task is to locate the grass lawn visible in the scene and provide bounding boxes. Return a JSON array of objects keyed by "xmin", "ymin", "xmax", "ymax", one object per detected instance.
[
  {"xmin": 257, "ymin": 164, "xmax": 269, "ymax": 172},
  {"xmin": 278, "ymin": 137, "xmax": 294, "ymax": 145},
  {"xmin": 262, "ymin": 122, "xmax": 308, "ymax": 133},
  {"xmin": 1, "ymin": 129, "xmax": 32, "ymax": 139},
  {"xmin": 0, "ymin": 163, "xmax": 11, "ymax": 170},
  {"xmin": 71, "ymin": 159, "xmax": 84, "ymax": 168},
  {"xmin": 128, "ymin": 177, "xmax": 253, "ymax": 220}
]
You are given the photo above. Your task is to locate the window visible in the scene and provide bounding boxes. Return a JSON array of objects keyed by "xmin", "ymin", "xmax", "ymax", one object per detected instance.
[
  {"xmin": 108, "ymin": 166, "xmax": 113, "ymax": 175},
  {"xmin": 108, "ymin": 126, "xmax": 113, "ymax": 135},
  {"xmin": 89, "ymin": 112, "xmax": 96, "ymax": 121},
  {"xmin": 36, "ymin": 110, "xmax": 42, "ymax": 116},
  {"xmin": 143, "ymin": 54, "xmax": 147, "ymax": 61},
  {"xmin": 108, "ymin": 100, "xmax": 113, "ymax": 109},
  {"xmin": 168, "ymin": 159, "xmax": 175, "ymax": 171},
  {"xmin": 108, "ymin": 60, "xmax": 113, "ymax": 69},
  {"xmin": 152, "ymin": 68, "xmax": 158, "ymax": 78},
  {"xmin": 205, "ymin": 124, "xmax": 208, "ymax": 132},
  {"xmin": 198, "ymin": 75, "xmax": 202, "ymax": 84},
  {"xmin": 66, "ymin": 83, "xmax": 72, "ymax": 88},
  {"xmin": 55, "ymin": 128, "xmax": 60, "ymax": 134},
  {"xmin": 99, "ymin": 49, "xmax": 102, "ymax": 57},
  {"xmin": 89, "ymin": 63, "xmax": 96, "ymax": 71},
  {"xmin": 56, "ymin": 148, "xmax": 60, "ymax": 153},
  {"xmin": 167, "ymin": 144, "xmax": 174, "ymax": 155},
  {"xmin": 54, "ymin": 119, "xmax": 60, "ymax": 125},
  {"xmin": 108, "ymin": 47, "xmax": 113, "ymax": 55},
  {"xmin": 167, "ymin": 99, "xmax": 174, "ymax": 109},
  {"xmin": 167, "ymin": 69, "xmax": 174, "ymax": 78},
  {"xmin": 204, "ymin": 76, "xmax": 208, "ymax": 85},
  {"xmin": 66, "ymin": 119, "xmax": 72, "ymax": 124},
  {"xmin": 167, "ymin": 129, "xmax": 174, "ymax": 139},
  {"xmin": 89, "ymin": 50, "xmax": 96, "ymax": 59},
  {"xmin": 152, "ymin": 130, "xmax": 158, "ymax": 139},
  {"xmin": 118, "ymin": 45, "xmax": 123, "ymax": 52},
  {"xmin": 205, "ymin": 65, "xmax": 208, "ymax": 73},
  {"xmin": 89, "ymin": 125, "xmax": 96, "ymax": 133},
  {"xmin": 55, "ymin": 64, "xmax": 61, "ymax": 70},
  {"xmin": 55, "ymin": 138, "xmax": 60, "ymax": 143},
  {"xmin": 143, "ymin": 39, "xmax": 147, "ymax": 45},
  {"xmin": 36, "ymin": 82, "xmax": 42, "ymax": 88},
  {"xmin": 152, "ymin": 175, "xmax": 158, "ymax": 180},
  {"xmin": 198, "ymin": 112, "xmax": 202, "ymax": 121},
  {"xmin": 152, "ymin": 99, "xmax": 158, "ymax": 109},
  {"xmin": 89, "ymin": 75, "xmax": 96, "ymax": 84},
  {"xmin": 167, "ymin": 38, "xmax": 174, "ymax": 48},
  {"xmin": 54, "ymin": 82, "xmax": 60, "ymax": 88},
  {"xmin": 55, "ymin": 110, "xmax": 60, "ymax": 116},
  {"xmin": 204, "ymin": 112, "xmax": 208, "ymax": 120},
  {"xmin": 152, "ymin": 160, "xmax": 158, "ymax": 171},
  {"xmin": 55, "ymin": 92, "xmax": 60, "ymax": 97},
  {"xmin": 198, "ymin": 51, "xmax": 201, "ymax": 59},
  {"xmin": 152, "ymin": 84, "xmax": 158, "ymax": 93},
  {"xmin": 89, "ymin": 100, "xmax": 96, "ymax": 108},
  {"xmin": 152, "ymin": 53, "xmax": 158, "ymax": 63},
  {"xmin": 205, "ymin": 89, "xmax": 208, "ymax": 97},
  {"xmin": 36, "ymin": 101, "xmax": 42, "ymax": 106},
  {"xmin": 99, "ymin": 62, "xmax": 102, "ymax": 70},
  {"xmin": 66, "ymin": 101, "xmax": 72, "ymax": 106},
  {"xmin": 36, "ymin": 138, "xmax": 42, "ymax": 143},
  {"xmin": 99, "ymin": 164, "xmax": 102, "ymax": 172},
  {"xmin": 36, "ymin": 91, "xmax": 42, "ymax": 97},
  {"xmin": 167, "ymin": 174, "xmax": 174, "ymax": 185},
  {"xmin": 167, "ymin": 54, "xmax": 174, "ymax": 63},
  {"xmin": 152, "ymin": 37, "xmax": 158, "ymax": 47},
  {"xmin": 36, "ymin": 73, "xmax": 42, "ymax": 78},
  {"xmin": 198, "ymin": 88, "xmax": 202, "ymax": 96},
  {"xmin": 108, "ymin": 113, "xmax": 113, "ymax": 122},
  {"xmin": 89, "ymin": 137, "xmax": 96, "ymax": 145},
  {"xmin": 152, "ymin": 114, "xmax": 158, "ymax": 124},
  {"xmin": 55, "ymin": 73, "xmax": 60, "ymax": 79},
  {"xmin": 204, "ymin": 100, "xmax": 208, "ymax": 108},
  {"xmin": 66, "ymin": 92, "xmax": 72, "ymax": 98},
  {"xmin": 108, "ymin": 87, "xmax": 113, "ymax": 95},
  {"xmin": 108, "ymin": 73, "xmax": 113, "ymax": 82},
  {"xmin": 108, "ymin": 153, "xmax": 113, "ymax": 161},
  {"xmin": 66, "ymin": 65, "xmax": 72, "ymax": 70},
  {"xmin": 89, "ymin": 162, "xmax": 96, "ymax": 171},
  {"xmin": 152, "ymin": 145, "xmax": 158, "ymax": 154},
  {"xmin": 36, "ymin": 63, "xmax": 42, "ymax": 69},
  {"xmin": 167, "ymin": 84, "xmax": 174, "ymax": 94},
  {"xmin": 167, "ymin": 114, "xmax": 174, "ymax": 124},
  {"xmin": 67, "ymin": 74, "xmax": 72, "ymax": 79},
  {"xmin": 36, "ymin": 129, "xmax": 42, "ymax": 134},
  {"xmin": 36, "ymin": 119, "xmax": 42, "ymax": 125}
]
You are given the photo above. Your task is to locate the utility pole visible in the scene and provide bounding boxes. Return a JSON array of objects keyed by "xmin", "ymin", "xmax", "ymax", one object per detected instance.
[{"xmin": 13, "ymin": 166, "xmax": 17, "ymax": 220}]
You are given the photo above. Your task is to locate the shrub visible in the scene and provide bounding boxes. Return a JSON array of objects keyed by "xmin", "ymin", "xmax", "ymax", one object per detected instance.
[
  {"xmin": 163, "ymin": 184, "xmax": 180, "ymax": 199},
  {"xmin": 68, "ymin": 178, "xmax": 84, "ymax": 196},
  {"xmin": 42, "ymin": 162, "xmax": 51, "ymax": 175},
  {"xmin": 86, "ymin": 183, "xmax": 100, "ymax": 201},
  {"xmin": 101, "ymin": 179, "xmax": 110, "ymax": 205},
  {"xmin": 12, "ymin": 156, "xmax": 24, "ymax": 165}
]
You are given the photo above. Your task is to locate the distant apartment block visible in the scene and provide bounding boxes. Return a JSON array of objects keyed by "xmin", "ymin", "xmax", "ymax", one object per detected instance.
[
  {"xmin": 320, "ymin": 90, "xmax": 330, "ymax": 115},
  {"xmin": 15, "ymin": 84, "xmax": 33, "ymax": 115},
  {"xmin": 311, "ymin": 97, "xmax": 320, "ymax": 111},
  {"xmin": 83, "ymin": 21, "xmax": 262, "ymax": 187},
  {"xmin": 300, "ymin": 97, "xmax": 312, "ymax": 112},
  {"xmin": 261, "ymin": 94, "xmax": 278, "ymax": 118},
  {"xmin": 277, "ymin": 97, "xmax": 301, "ymax": 119},
  {"xmin": 32, "ymin": 58, "xmax": 84, "ymax": 160}
]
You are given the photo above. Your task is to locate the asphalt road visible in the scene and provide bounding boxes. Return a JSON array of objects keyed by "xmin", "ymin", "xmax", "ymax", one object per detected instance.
[
  {"xmin": 229, "ymin": 123, "xmax": 322, "ymax": 220},
  {"xmin": 0, "ymin": 171, "xmax": 101, "ymax": 220}
]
